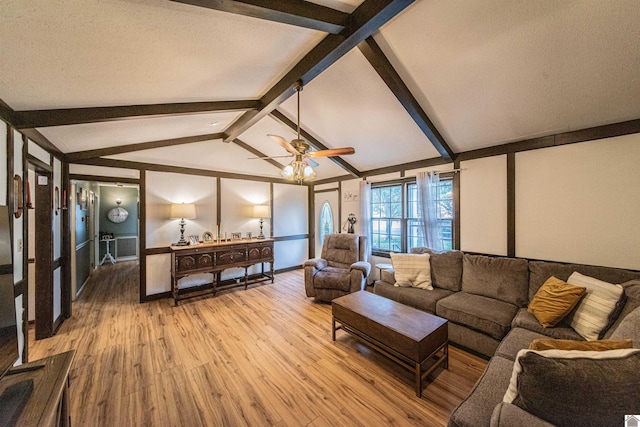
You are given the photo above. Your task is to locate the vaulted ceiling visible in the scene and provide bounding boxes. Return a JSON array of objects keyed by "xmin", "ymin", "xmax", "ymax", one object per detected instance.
[{"xmin": 1, "ymin": 0, "xmax": 639, "ymax": 182}]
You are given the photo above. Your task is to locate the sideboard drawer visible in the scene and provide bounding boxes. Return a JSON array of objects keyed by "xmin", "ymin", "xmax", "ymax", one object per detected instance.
[{"xmin": 216, "ymin": 246, "xmax": 247, "ymax": 266}]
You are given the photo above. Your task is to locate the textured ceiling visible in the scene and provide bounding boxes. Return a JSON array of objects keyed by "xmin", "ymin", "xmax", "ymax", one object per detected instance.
[{"xmin": 1, "ymin": 0, "xmax": 639, "ymax": 181}]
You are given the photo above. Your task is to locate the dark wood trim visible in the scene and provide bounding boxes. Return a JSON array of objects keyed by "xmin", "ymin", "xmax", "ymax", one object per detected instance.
[
  {"xmin": 13, "ymin": 279, "xmax": 26, "ymax": 297},
  {"xmin": 232, "ymin": 138, "xmax": 284, "ymax": 170},
  {"xmin": 146, "ymin": 247, "xmax": 172, "ymax": 256},
  {"xmin": 453, "ymin": 159, "xmax": 461, "ymax": 251},
  {"xmin": 506, "ymin": 153, "xmax": 516, "ymax": 257},
  {"xmin": 269, "ymin": 183, "xmax": 274, "ymax": 238},
  {"xmin": 69, "ymin": 174, "xmax": 140, "ymax": 185},
  {"xmin": 309, "ymin": 186, "xmax": 315, "ymax": 259},
  {"xmin": 75, "ymin": 157, "xmax": 312, "ymax": 185},
  {"xmin": 216, "ymin": 177, "xmax": 221, "ymax": 231},
  {"xmin": 13, "ymin": 100, "xmax": 260, "ymax": 129},
  {"xmin": 269, "ymin": 110, "xmax": 361, "ymax": 177},
  {"xmin": 275, "ymin": 265, "xmax": 302, "ymax": 274},
  {"xmin": 361, "ymin": 157, "xmax": 450, "ymax": 179},
  {"xmin": 0, "ymin": 98, "xmax": 15, "ymax": 124},
  {"xmin": 139, "ymin": 169, "xmax": 147, "ymax": 303},
  {"xmin": 66, "ymin": 133, "xmax": 225, "ymax": 162},
  {"xmin": 21, "ymin": 129, "xmax": 63, "ymax": 155},
  {"xmin": 273, "ymin": 234, "xmax": 309, "ymax": 242},
  {"xmin": 27, "ymin": 154, "xmax": 52, "ymax": 172},
  {"xmin": 223, "ymin": 0, "xmax": 415, "ymax": 142},
  {"xmin": 358, "ymin": 37, "xmax": 455, "ymax": 161},
  {"xmin": 171, "ymin": 0, "xmax": 349, "ymax": 34},
  {"xmin": 314, "ymin": 187, "xmax": 339, "ymax": 193},
  {"xmin": 53, "ymin": 258, "xmax": 62, "ymax": 270},
  {"xmin": 314, "ymin": 119, "xmax": 640, "ymax": 185},
  {"xmin": 61, "ymin": 161, "xmax": 71, "ymax": 320},
  {"xmin": 338, "ymin": 181, "xmax": 342, "ymax": 233},
  {"xmin": 457, "ymin": 119, "xmax": 640, "ymax": 161},
  {"xmin": 144, "ymin": 291, "xmax": 171, "ymax": 301},
  {"xmin": 34, "ymin": 169, "xmax": 53, "ymax": 340}
]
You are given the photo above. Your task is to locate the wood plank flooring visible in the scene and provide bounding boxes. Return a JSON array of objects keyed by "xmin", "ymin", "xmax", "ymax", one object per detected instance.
[{"xmin": 28, "ymin": 262, "xmax": 487, "ymax": 426}]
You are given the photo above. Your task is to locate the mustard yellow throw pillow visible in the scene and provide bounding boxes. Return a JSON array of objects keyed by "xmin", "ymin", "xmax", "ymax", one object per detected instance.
[
  {"xmin": 528, "ymin": 277, "xmax": 586, "ymax": 327},
  {"xmin": 529, "ymin": 338, "xmax": 633, "ymax": 351}
]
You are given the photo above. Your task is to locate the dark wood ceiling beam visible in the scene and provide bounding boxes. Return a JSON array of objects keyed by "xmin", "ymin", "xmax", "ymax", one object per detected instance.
[
  {"xmin": 270, "ymin": 109, "xmax": 361, "ymax": 177},
  {"xmin": 12, "ymin": 100, "xmax": 260, "ymax": 129},
  {"xmin": 358, "ymin": 36, "xmax": 455, "ymax": 161},
  {"xmin": 232, "ymin": 138, "xmax": 285, "ymax": 170},
  {"xmin": 171, "ymin": 0, "xmax": 349, "ymax": 34},
  {"xmin": 74, "ymin": 157, "xmax": 309, "ymax": 185},
  {"xmin": 65, "ymin": 132, "xmax": 225, "ymax": 162},
  {"xmin": 223, "ymin": 0, "xmax": 415, "ymax": 142},
  {"xmin": 0, "ymin": 98, "xmax": 15, "ymax": 125}
]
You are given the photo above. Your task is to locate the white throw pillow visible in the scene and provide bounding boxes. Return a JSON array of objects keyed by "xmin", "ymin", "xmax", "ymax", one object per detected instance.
[
  {"xmin": 567, "ymin": 272, "xmax": 624, "ymax": 341},
  {"xmin": 390, "ymin": 253, "xmax": 432, "ymax": 290}
]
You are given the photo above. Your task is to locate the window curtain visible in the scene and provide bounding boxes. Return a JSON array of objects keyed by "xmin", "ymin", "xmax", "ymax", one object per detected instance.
[
  {"xmin": 359, "ymin": 180, "xmax": 373, "ymax": 284},
  {"xmin": 416, "ymin": 171, "xmax": 444, "ymax": 251}
]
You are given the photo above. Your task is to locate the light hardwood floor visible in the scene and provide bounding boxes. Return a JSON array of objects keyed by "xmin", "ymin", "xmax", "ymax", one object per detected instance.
[{"xmin": 29, "ymin": 262, "xmax": 487, "ymax": 426}]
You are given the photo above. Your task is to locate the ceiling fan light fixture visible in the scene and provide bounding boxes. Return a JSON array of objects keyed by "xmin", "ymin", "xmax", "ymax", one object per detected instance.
[{"xmin": 281, "ymin": 164, "xmax": 294, "ymax": 179}]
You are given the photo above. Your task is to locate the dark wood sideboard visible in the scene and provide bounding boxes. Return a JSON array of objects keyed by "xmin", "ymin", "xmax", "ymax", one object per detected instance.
[
  {"xmin": 0, "ymin": 350, "xmax": 75, "ymax": 427},
  {"xmin": 170, "ymin": 238, "xmax": 274, "ymax": 304}
]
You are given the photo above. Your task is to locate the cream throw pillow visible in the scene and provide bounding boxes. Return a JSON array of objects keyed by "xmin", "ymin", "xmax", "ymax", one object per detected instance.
[
  {"xmin": 390, "ymin": 253, "xmax": 432, "ymax": 290},
  {"xmin": 567, "ymin": 272, "xmax": 624, "ymax": 341}
]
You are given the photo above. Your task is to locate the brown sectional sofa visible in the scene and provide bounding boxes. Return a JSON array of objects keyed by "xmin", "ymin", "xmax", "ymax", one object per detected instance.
[{"xmin": 373, "ymin": 248, "xmax": 640, "ymax": 427}]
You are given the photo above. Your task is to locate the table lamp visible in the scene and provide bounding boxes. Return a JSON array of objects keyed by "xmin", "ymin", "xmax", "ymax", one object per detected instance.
[
  {"xmin": 170, "ymin": 203, "xmax": 196, "ymax": 245},
  {"xmin": 252, "ymin": 205, "xmax": 270, "ymax": 239}
]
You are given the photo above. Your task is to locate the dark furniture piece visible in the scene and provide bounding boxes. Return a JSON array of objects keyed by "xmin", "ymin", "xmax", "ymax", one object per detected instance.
[
  {"xmin": 304, "ymin": 233, "xmax": 371, "ymax": 302},
  {"xmin": 170, "ymin": 238, "xmax": 274, "ymax": 305},
  {"xmin": 0, "ymin": 350, "xmax": 75, "ymax": 427},
  {"xmin": 332, "ymin": 291, "xmax": 448, "ymax": 397}
]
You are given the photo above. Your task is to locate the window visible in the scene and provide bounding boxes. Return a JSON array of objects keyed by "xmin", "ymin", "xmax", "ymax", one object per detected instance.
[
  {"xmin": 371, "ymin": 178, "xmax": 454, "ymax": 255},
  {"xmin": 319, "ymin": 202, "xmax": 333, "ymax": 245}
]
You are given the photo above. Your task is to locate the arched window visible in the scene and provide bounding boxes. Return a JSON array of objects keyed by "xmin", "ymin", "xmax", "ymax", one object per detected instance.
[{"xmin": 319, "ymin": 202, "xmax": 333, "ymax": 245}]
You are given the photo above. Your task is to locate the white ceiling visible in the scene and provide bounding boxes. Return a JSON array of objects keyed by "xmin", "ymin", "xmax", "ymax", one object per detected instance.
[{"xmin": 1, "ymin": 0, "xmax": 639, "ymax": 181}]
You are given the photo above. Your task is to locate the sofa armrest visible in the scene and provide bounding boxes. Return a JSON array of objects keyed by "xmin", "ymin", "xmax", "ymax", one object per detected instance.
[
  {"xmin": 381, "ymin": 268, "xmax": 395, "ymax": 284},
  {"xmin": 350, "ymin": 261, "xmax": 371, "ymax": 276},
  {"xmin": 304, "ymin": 258, "xmax": 328, "ymax": 270},
  {"xmin": 490, "ymin": 403, "xmax": 554, "ymax": 427}
]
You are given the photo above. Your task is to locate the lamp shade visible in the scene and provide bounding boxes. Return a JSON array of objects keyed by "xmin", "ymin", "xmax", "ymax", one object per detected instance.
[
  {"xmin": 252, "ymin": 205, "xmax": 270, "ymax": 218},
  {"xmin": 170, "ymin": 203, "xmax": 196, "ymax": 219}
]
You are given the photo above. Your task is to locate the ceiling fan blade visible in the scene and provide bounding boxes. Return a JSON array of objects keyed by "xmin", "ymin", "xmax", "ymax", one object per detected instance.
[
  {"xmin": 268, "ymin": 134, "xmax": 299, "ymax": 155},
  {"xmin": 307, "ymin": 147, "xmax": 355, "ymax": 157},
  {"xmin": 303, "ymin": 157, "xmax": 319, "ymax": 167}
]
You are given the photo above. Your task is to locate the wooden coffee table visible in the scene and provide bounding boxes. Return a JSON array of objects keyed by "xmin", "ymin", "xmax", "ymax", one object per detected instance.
[{"xmin": 332, "ymin": 291, "xmax": 448, "ymax": 397}]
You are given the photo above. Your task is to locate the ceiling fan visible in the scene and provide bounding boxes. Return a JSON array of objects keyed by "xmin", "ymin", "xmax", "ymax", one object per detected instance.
[{"xmin": 251, "ymin": 81, "xmax": 355, "ymax": 183}]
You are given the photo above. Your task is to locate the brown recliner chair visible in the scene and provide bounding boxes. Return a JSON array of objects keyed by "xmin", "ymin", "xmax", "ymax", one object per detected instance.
[{"xmin": 304, "ymin": 233, "xmax": 371, "ymax": 302}]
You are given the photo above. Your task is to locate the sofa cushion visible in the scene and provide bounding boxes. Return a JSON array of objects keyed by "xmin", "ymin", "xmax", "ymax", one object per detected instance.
[
  {"xmin": 462, "ymin": 255, "xmax": 529, "ymax": 307},
  {"xmin": 528, "ymin": 260, "xmax": 640, "ymax": 302},
  {"xmin": 604, "ymin": 279, "xmax": 640, "ymax": 339},
  {"xmin": 437, "ymin": 292, "xmax": 518, "ymax": 340},
  {"xmin": 449, "ymin": 356, "xmax": 515, "ymax": 427},
  {"xmin": 567, "ymin": 272, "xmax": 624, "ymax": 340},
  {"xmin": 504, "ymin": 348, "xmax": 640, "ymax": 427},
  {"xmin": 610, "ymin": 305, "xmax": 640, "ymax": 348},
  {"xmin": 410, "ymin": 248, "xmax": 463, "ymax": 291},
  {"xmin": 511, "ymin": 309, "xmax": 585, "ymax": 341},
  {"xmin": 529, "ymin": 338, "xmax": 632, "ymax": 351},
  {"xmin": 374, "ymin": 281, "xmax": 452, "ymax": 314},
  {"xmin": 313, "ymin": 266, "xmax": 351, "ymax": 292},
  {"xmin": 527, "ymin": 276, "xmax": 586, "ymax": 327},
  {"xmin": 390, "ymin": 252, "xmax": 432, "ymax": 289},
  {"xmin": 495, "ymin": 327, "xmax": 549, "ymax": 361}
]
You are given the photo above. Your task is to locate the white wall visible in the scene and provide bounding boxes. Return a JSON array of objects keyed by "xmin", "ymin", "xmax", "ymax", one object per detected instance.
[
  {"xmin": 69, "ymin": 163, "xmax": 140, "ymax": 179},
  {"xmin": 53, "ymin": 157, "xmax": 62, "ymax": 260},
  {"xmin": 220, "ymin": 178, "xmax": 269, "ymax": 238},
  {"xmin": 13, "ymin": 130, "xmax": 23, "ymax": 283},
  {"xmin": 336, "ymin": 134, "xmax": 640, "ymax": 272},
  {"xmin": 460, "ymin": 155, "xmax": 508, "ymax": 255},
  {"xmin": 516, "ymin": 134, "xmax": 640, "ymax": 270},
  {"xmin": 273, "ymin": 183, "xmax": 308, "ymax": 269}
]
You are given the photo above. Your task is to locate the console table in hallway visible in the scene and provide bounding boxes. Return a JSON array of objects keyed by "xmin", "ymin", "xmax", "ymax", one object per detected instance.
[{"xmin": 170, "ymin": 238, "xmax": 274, "ymax": 305}]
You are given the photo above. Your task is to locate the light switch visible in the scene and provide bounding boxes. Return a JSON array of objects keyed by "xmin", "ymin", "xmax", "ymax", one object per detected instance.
[{"xmin": 17, "ymin": 239, "xmax": 23, "ymax": 252}]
